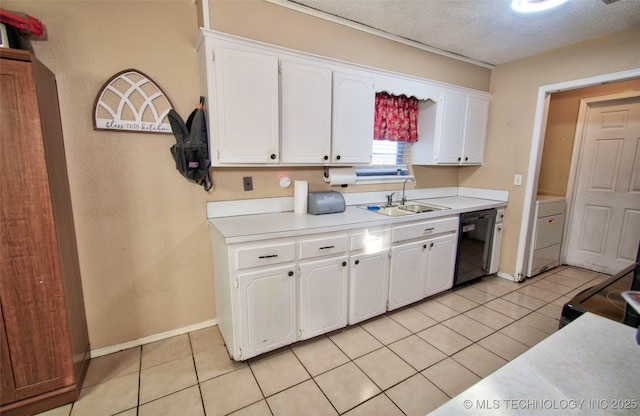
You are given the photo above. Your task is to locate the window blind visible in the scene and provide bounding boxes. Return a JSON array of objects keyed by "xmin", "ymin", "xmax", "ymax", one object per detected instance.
[{"xmin": 356, "ymin": 140, "xmax": 411, "ymax": 176}]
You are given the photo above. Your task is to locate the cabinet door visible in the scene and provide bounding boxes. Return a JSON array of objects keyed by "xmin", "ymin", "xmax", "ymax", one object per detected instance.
[
  {"xmin": 280, "ymin": 61, "xmax": 332, "ymax": 164},
  {"xmin": 331, "ymin": 71, "xmax": 374, "ymax": 164},
  {"xmin": 349, "ymin": 251, "xmax": 390, "ymax": 324},
  {"xmin": 389, "ymin": 241, "xmax": 426, "ymax": 311},
  {"xmin": 423, "ymin": 234, "xmax": 458, "ymax": 298},
  {"xmin": 462, "ymin": 96, "xmax": 489, "ymax": 164},
  {"xmin": 435, "ymin": 91, "xmax": 466, "ymax": 164},
  {"xmin": 1, "ymin": 58, "xmax": 75, "ymax": 403},
  {"xmin": 238, "ymin": 265, "xmax": 297, "ymax": 360},
  {"xmin": 214, "ymin": 47, "xmax": 279, "ymax": 164},
  {"xmin": 299, "ymin": 256, "xmax": 348, "ymax": 340}
]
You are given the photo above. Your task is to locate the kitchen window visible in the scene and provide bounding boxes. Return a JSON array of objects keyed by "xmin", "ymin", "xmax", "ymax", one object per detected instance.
[
  {"xmin": 356, "ymin": 92, "xmax": 417, "ymax": 183},
  {"xmin": 355, "ymin": 139, "xmax": 412, "ymax": 182}
]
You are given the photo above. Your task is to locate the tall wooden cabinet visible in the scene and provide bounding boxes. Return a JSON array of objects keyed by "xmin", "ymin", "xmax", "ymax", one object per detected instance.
[{"xmin": 0, "ymin": 49, "xmax": 89, "ymax": 416}]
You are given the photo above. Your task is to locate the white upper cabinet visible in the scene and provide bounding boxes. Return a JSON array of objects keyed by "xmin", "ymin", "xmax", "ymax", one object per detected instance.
[
  {"xmin": 463, "ymin": 95, "xmax": 490, "ymax": 164},
  {"xmin": 212, "ymin": 48, "xmax": 280, "ymax": 164},
  {"xmin": 281, "ymin": 65, "xmax": 373, "ymax": 164},
  {"xmin": 413, "ymin": 90, "xmax": 490, "ymax": 165},
  {"xmin": 331, "ymin": 72, "xmax": 375, "ymax": 164},
  {"xmin": 280, "ymin": 61, "xmax": 332, "ymax": 164},
  {"xmin": 435, "ymin": 91, "xmax": 467, "ymax": 164},
  {"xmin": 197, "ymin": 30, "xmax": 489, "ymax": 167}
]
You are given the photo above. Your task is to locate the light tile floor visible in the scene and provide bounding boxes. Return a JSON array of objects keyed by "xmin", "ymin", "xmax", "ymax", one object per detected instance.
[{"xmin": 37, "ymin": 266, "xmax": 607, "ymax": 416}]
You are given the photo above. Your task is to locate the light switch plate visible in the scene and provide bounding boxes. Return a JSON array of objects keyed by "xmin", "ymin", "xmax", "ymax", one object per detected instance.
[{"xmin": 514, "ymin": 174, "xmax": 523, "ymax": 186}]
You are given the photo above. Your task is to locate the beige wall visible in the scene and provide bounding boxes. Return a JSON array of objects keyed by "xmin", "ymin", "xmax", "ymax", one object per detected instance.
[
  {"xmin": 7, "ymin": 0, "xmax": 639, "ymax": 350},
  {"xmin": 4, "ymin": 0, "xmax": 480, "ymax": 350},
  {"xmin": 538, "ymin": 79, "xmax": 640, "ymax": 196},
  {"xmin": 4, "ymin": 0, "xmax": 213, "ymax": 350},
  {"xmin": 461, "ymin": 27, "xmax": 640, "ymax": 277}
]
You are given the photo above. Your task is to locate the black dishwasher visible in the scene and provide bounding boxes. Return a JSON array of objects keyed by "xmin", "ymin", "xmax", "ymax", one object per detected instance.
[{"xmin": 454, "ymin": 209, "xmax": 497, "ymax": 286}]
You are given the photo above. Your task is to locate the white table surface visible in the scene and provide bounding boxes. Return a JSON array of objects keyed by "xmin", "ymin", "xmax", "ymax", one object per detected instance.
[{"xmin": 430, "ymin": 313, "xmax": 640, "ymax": 415}]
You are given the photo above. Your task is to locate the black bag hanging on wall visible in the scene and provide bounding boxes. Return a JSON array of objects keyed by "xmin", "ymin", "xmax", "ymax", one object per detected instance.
[{"xmin": 167, "ymin": 97, "xmax": 213, "ymax": 191}]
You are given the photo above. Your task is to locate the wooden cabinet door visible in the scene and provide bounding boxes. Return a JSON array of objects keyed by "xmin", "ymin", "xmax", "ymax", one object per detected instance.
[
  {"xmin": 1, "ymin": 58, "xmax": 74, "ymax": 403},
  {"xmin": 299, "ymin": 256, "xmax": 348, "ymax": 340},
  {"xmin": 349, "ymin": 251, "xmax": 389, "ymax": 324},
  {"xmin": 237, "ymin": 264, "xmax": 297, "ymax": 360},
  {"xmin": 280, "ymin": 61, "xmax": 332, "ymax": 164},
  {"xmin": 213, "ymin": 47, "xmax": 279, "ymax": 164},
  {"xmin": 331, "ymin": 71, "xmax": 374, "ymax": 164},
  {"xmin": 389, "ymin": 241, "xmax": 426, "ymax": 311},
  {"xmin": 423, "ymin": 234, "xmax": 458, "ymax": 298}
]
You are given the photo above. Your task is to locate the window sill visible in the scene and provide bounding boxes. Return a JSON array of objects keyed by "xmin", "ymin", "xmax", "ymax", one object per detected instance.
[{"xmin": 355, "ymin": 175, "xmax": 415, "ymax": 185}]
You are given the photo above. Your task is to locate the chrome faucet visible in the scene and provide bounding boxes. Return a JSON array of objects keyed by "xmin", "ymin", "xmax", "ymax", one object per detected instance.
[
  {"xmin": 402, "ymin": 178, "xmax": 417, "ymax": 205},
  {"xmin": 385, "ymin": 192, "xmax": 396, "ymax": 207}
]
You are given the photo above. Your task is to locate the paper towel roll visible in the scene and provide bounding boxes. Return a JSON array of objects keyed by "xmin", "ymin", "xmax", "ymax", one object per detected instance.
[
  {"xmin": 294, "ymin": 180, "xmax": 308, "ymax": 214},
  {"xmin": 323, "ymin": 167, "xmax": 357, "ymax": 186}
]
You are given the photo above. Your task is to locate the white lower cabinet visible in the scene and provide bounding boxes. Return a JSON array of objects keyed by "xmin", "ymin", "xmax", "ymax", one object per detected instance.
[
  {"xmin": 489, "ymin": 208, "xmax": 505, "ymax": 274},
  {"xmin": 389, "ymin": 217, "xmax": 459, "ymax": 311},
  {"xmin": 237, "ymin": 264, "xmax": 298, "ymax": 360},
  {"xmin": 212, "ymin": 216, "xmax": 459, "ymax": 361},
  {"xmin": 299, "ymin": 256, "xmax": 349, "ymax": 340},
  {"xmin": 423, "ymin": 234, "xmax": 458, "ymax": 297},
  {"xmin": 389, "ymin": 241, "xmax": 426, "ymax": 311},
  {"xmin": 349, "ymin": 250, "xmax": 390, "ymax": 325}
]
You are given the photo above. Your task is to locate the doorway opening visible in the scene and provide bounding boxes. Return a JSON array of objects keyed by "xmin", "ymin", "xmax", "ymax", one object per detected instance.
[{"xmin": 516, "ymin": 69, "xmax": 640, "ymax": 280}]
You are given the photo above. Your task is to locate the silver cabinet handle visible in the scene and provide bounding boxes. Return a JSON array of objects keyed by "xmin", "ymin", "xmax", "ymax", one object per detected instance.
[{"xmin": 424, "ymin": 227, "xmax": 435, "ymax": 234}]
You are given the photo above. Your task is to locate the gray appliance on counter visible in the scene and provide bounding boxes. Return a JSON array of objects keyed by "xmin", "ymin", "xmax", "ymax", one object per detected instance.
[
  {"xmin": 454, "ymin": 208, "xmax": 497, "ymax": 286},
  {"xmin": 307, "ymin": 191, "xmax": 345, "ymax": 215}
]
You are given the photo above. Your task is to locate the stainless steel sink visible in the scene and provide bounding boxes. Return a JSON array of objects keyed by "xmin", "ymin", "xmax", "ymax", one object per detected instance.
[
  {"xmin": 399, "ymin": 202, "xmax": 450, "ymax": 213},
  {"xmin": 361, "ymin": 201, "xmax": 450, "ymax": 216}
]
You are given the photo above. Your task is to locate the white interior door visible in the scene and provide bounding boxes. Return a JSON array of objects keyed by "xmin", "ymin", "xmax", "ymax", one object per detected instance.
[{"xmin": 565, "ymin": 97, "xmax": 640, "ymax": 274}]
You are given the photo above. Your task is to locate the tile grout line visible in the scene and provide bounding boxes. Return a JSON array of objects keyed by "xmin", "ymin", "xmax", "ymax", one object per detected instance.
[
  {"xmin": 53, "ymin": 268, "xmax": 604, "ymax": 416},
  {"xmin": 187, "ymin": 333, "xmax": 208, "ymax": 416},
  {"xmin": 136, "ymin": 345, "xmax": 143, "ymax": 415}
]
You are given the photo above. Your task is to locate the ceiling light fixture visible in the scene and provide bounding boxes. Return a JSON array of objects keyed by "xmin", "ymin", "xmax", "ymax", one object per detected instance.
[{"xmin": 512, "ymin": 0, "xmax": 569, "ymax": 13}]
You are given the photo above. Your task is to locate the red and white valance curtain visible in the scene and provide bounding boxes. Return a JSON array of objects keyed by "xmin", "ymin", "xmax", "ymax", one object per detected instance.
[{"xmin": 373, "ymin": 92, "xmax": 419, "ymax": 142}]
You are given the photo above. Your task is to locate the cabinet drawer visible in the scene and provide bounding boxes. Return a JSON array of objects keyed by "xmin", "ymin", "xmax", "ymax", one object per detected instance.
[
  {"xmin": 236, "ymin": 242, "xmax": 296, "ymax": 269},
  {"xmin": 299, "ymin": 234, "xmax": 349, "ymax": 259},
  {"xmin": 534, "ymin": 214, "xmax": 565, "ymax": 250},
  {"xmin": 529, "ymin": 244, "xmax": 561, "ymax": 275},
  {"xmin": 537, "ymin": 200, "xmax": 565, "ymax": 217},
  {"xmin": 392, "ymin": 217, "xmax": 458, "ymax": 243}
]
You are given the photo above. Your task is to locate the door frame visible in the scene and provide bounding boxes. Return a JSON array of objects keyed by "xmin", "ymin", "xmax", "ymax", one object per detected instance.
[
  {"xmin": 515, "ymin": 68, "xmax": 640, "ymax": 281},
  {"xmin": 562, "ymin": 92, "xmax": 640, "ymax": 268}
]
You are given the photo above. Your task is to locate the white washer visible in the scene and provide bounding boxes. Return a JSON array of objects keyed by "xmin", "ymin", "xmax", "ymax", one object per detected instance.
[{"xmin": 526, "ymin": 196, "xmax": 566, "ymax": 277}]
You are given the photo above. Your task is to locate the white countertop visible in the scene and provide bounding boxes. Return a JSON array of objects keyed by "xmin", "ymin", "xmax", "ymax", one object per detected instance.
[
  {"xmin": 208, "ymin": 196, "xmax": 507, "ymax": 244},
  {"xmin": 430, "ymin": 313, "xmax": 640, "ymax": 415}
]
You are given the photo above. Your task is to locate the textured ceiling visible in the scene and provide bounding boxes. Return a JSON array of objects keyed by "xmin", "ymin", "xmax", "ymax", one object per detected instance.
[{"xmin": 281, "ymin": 0, "xmax": 640, "ymax": 66}]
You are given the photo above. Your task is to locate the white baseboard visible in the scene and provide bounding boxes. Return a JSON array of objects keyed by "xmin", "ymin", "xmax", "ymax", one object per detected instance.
[{"xmin": 90, "ymin": 319, "xmax": 218, "ymax": 359}]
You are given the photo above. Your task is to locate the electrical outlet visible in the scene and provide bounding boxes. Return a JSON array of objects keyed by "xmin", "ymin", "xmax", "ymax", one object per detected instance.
[
  {"xmin": 243, "ymin": 176, "xmax": 253, "ymax": 191},
  {"xmin": 514, "ymin": 174, "xmax": 523, "ymax": 186}
]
